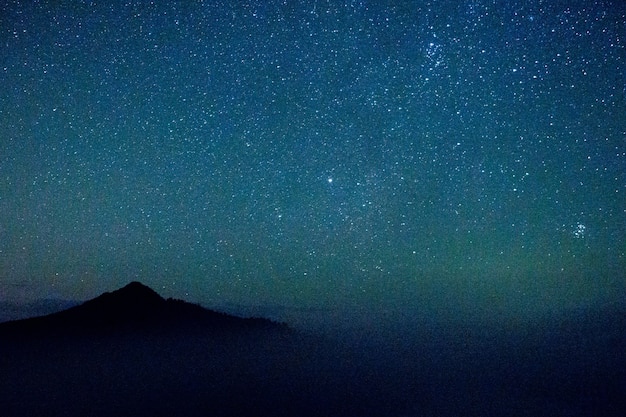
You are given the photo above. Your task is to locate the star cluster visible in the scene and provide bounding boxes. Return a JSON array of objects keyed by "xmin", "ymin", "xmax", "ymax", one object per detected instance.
[{"xmin": 1, "ymin": 1, "xmax": 625, "ymax": 319}]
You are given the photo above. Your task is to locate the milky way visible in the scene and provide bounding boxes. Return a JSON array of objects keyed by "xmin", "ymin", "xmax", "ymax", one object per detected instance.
[{"xmin": 1, "ymin": 1, "xmax": 624, "ymax": 321}]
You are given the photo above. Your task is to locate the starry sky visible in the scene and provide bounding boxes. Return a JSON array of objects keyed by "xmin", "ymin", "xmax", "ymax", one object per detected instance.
[{"xmin": 1, "ymin": 0, "xmax": 625, "ymax": 323}]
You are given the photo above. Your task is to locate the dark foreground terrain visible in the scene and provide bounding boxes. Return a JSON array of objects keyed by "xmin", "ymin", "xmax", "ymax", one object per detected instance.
[{"xmin": 1, "ymin": 282, "xmax": 624, "ymax": 417}]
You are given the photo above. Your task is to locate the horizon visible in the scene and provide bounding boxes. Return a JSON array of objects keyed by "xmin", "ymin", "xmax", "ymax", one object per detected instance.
[{"xmin": 3, "ymin": 280, "xmax": 625, "ymax": 337}]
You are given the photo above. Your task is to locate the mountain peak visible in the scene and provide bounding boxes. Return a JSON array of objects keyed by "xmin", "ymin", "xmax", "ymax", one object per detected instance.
[
  {"xmin": 122, "ymin": 280, "xmax": 159, "ymax": 293},
  {"xmin": 102, "ymin": 281, "xmax": 164, "ymax": 305}
]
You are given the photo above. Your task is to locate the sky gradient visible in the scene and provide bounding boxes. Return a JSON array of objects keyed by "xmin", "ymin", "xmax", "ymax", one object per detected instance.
[{"xmin": 1, "ymin": 0, "xmax": 625, "ymax": 323}]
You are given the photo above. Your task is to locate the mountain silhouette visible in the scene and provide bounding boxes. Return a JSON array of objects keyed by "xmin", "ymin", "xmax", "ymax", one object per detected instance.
[
  {"xmin": 3, "ymin": 283, "xmax": 622, "ymax": 417},
  {"xmin": 0, "ymin": 281, "xmax": 283, "ymax": 336},
  {"xmin": 0, "ymin": 282, "xmax": 416, "ymax": 417}
]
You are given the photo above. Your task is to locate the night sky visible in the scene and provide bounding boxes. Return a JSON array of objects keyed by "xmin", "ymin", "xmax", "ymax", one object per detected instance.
[{"xmin": 1, "ymin": 0, "xmax": 625, "ymax": 323}]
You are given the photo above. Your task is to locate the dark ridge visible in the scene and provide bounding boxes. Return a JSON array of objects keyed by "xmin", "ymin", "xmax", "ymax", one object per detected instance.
[{"xmin": 0, "ymin": 281, "xmax": 286, "ymax": 337}]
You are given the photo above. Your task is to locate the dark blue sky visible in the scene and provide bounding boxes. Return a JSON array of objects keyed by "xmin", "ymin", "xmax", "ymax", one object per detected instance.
[{"xmin": 1, "ymin": 0, "xmax": 624, "ymax": 322}]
